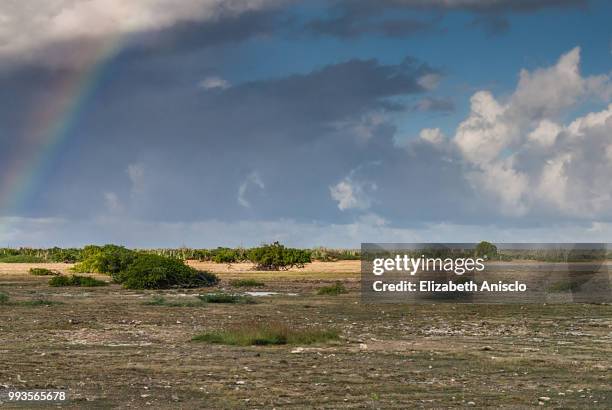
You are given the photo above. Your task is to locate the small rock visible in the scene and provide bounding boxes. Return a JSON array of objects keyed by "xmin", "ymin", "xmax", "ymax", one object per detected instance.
[
  {"xmin": 291, "ymin": 347, "xmax": 305, "ymax": 354},
  {"xmin": 539, "ymin": 397, "xmax": 551, "ymax": 402},
  {"xmin": 467, "ymin": 401, "xmax": 476, "ymax": 406},
  {"xmin": 235, "ymin": 381, "xmax": 245, "ymax": 385},
  {"xmin": 480, "ymin": 346, "xmax": 493, "ymax": 351},
  {"xmin": 359, "ymin": 343, "xmax": 368, "ymax": 350}
]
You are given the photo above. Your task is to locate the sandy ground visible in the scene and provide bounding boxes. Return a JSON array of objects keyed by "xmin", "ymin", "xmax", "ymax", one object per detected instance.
[{"xmin": 0, "ymin": 262, "xmax": 610, "ymax": 408}]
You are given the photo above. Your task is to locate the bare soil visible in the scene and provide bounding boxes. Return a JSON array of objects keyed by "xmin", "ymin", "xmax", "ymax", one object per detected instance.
[{"xmin": 0, "ymin": 262, "xmax": 610, "ymax": 408}]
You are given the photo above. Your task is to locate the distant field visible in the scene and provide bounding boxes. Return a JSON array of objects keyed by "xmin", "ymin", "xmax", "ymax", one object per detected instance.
[{"xmin": 0, "ymin": 262, "xmax": 610, "ymax": 408}]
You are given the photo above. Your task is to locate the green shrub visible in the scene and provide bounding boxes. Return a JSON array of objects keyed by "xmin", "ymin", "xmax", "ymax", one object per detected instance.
[
  {"xmin": 317, "ymin": 281, "xmax": 348, "ymax": 295},
  {"xmin": 229, "ymin": 279, "xmax": 265, "ymax": 288},
  {"xmin": 49, "ymin": 275, "xmax": 108, "ymax": 287},
  {"xmin": 0, "ymin": 255, "xmax": 44, "ymax": 263},
  {"xmin": 311, "ymin": 248, "xmax": 360, "ymax": 261},
  {"xmin": 212, "ymin": 248, "xmax": 245, "ymax": 264},
  {"xmin": 247, "ymin": 242, "xmax": 311, "ymax": 270},
  {"xmin": 0, "ymin": 292, "xmax": 8, "ymax": 304},
  {"xmin": 72, "ymin": 244, "xmax": 136, "ymax": 274},
  {"xmin": 193, "ymin": 322, "xmax": 338, "ymax": 346},
  {"xmin": 197, "ymin": 293, "xmax": 255, "ymax": 304},
  {"xmin": 113, "ymin": 254, "xmax": 218, "ymax": 289},
  {"xmin": 474, "ymin": 241, "xmax": 498, "ymax": 259},
  {"xmin": 48, "ymin": 247, "xmax": 82, "ymax": 263},
  {"xmin": 29, "ymin": 268, "xmax": 59, "ymax": 276}
]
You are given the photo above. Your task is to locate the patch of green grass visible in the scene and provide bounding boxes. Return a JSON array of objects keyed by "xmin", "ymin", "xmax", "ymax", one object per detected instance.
[
  {"xmin": 0, "ymin": 255, "xmax": 44, "ymax": 263},
  {"xmin": 192, "ymin": 322, "xmax": 339, "ymax": 346},
  {"xmin": 317, "ymin": 281, "xmax": 348, "ymax": 295},
  {"xmin": 29, "ymin": 267, "xmax": 60, "ymax": 276},
  {"xmin": 143, "ymin": 296, "xmax": 205, "ymax": 307},
  {"xmin": 49, "ymin": 275, "xmax": 109, "ymax": 287},
  {"xmin": 229, "ymin": 279, "xmax": 265, "ymax": 288},
  {"xmin": 197, "ymin": 293, "xmax": 256, "ymax": 304},
  {"xmin": 0, "ymin": 292, "xmax": 9, "ymax": 304}
]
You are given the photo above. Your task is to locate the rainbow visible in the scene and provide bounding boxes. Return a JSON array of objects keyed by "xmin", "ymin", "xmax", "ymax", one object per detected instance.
[{"xmin": 0, "ymin": 36, "xmax": 125, "ymax": 238}]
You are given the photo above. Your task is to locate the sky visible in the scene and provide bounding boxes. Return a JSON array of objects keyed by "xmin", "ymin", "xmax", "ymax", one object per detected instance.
[{"xmin": 0, "ymin": 0, "xmax": 611, "ymax": 248}]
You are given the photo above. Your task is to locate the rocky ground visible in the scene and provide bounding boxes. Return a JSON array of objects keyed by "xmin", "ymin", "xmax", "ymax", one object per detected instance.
[{"xmin": 0, "ymin": 262, "xmax": 610, "ymax": 408}]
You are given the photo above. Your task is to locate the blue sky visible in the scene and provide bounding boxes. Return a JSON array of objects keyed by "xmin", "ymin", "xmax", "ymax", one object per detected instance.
[{"xmin": 0, "ymin": 0, "xmax": 611, "ymax": 247}]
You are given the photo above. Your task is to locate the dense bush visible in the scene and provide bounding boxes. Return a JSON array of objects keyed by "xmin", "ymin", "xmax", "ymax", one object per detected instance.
[
  {"xmin": 0, "ymin": 255, "xmax": 44, "ymax": 263},
  {"xmin": 48, "ymin": 247, "xmax": 82, "ymax": 263},
  {"xmin": 29, "ymin": 268, "xmax": 60, "ymax": 276},
  {"xmin": 247, "ymin": 242, "xmax": 311, "ymax": 270},
  {"xmin": 211, "ymin": 247, "xmax": 247, "ymax": 264},
  {"xmin": 49, "ymin": 275, "xmax": 108, "ymax": 287},
  {"xmin": 113, "ymin": 254, "xmax": 218, "ymax": 289},
  {"xmin": 72, "ymin": 245, "xmax": 136, "ymax": 274},
  {"xmin": 311, "ymin": 248, "xmax": 360, "ymax": 261},
  {"xmin": 0, "ymin": 292, "xmax": 8, "ymax": 304},
  {"xmin": 474, "ymin": 241, "xmax": 498, "ymax": 259}
]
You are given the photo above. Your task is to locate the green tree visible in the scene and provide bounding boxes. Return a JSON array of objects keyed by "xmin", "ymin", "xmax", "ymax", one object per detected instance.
[{"xmin": 474, "ymin": 241, "xmax": 498, "ymax": 259}]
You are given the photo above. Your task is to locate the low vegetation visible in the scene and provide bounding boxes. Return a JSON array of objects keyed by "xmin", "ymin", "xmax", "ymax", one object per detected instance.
[
  {"xmin": 310, "ymin": 247, "xmax": 360, "ymax": 261},
  {"xmin": 0, "ymin": 254, "xmax": 44, "ymax": 263},
  {"xmin": 143, "ymin": 296, "xmax": 206, "ymax": 307},
  {"xmin": 229, "ymin": 279, "xmax": 265, "ymax": 288},
  {"xmin": 4, "ymin": 242, "xmax": 609, "ymax": 265},
  {"xmin": 113, "ymin": 254, "xmax": 218, "ymax": 289},
  {"xmin": 49, "ymin": 275, "xmax": 108, "ymax": 287},
  {"xmin": 247, "ymin": 242, "xmax": 311, "ymax": 270},
  {"xmin": 29, "ymin": 267, "xmax": 60, "ymax": 276},
  {"xmin": 192, "ymin": 322, "xmax": 339, "ymax": 346},
  {"xmin": 317, "ymin": 281, "xmax": 348, "ymax": 295},
  {"xmin": 72, "ymin": 244, "xmax": 136, "ymax": 274},
  {"xmin": 197, "ymin": 293, "xmax": 255, "ymax": 304},
  {"xmin": 0, "ymin": 292, "xmax": 62, "ymax": 306}
]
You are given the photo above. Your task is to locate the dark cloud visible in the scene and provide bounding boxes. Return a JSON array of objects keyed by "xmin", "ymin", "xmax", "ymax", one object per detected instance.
[
  {"xmin": 126, "ymin": 9, "xmax": 289, "ymax": 57},
  {"xmin": 308, "ymin": 15, "xmax": 437, "ymax": 39},
  {"xmin": 307, "ymin": 0, "xmax": 587, "ymax": 37},
  {"xmin": 413, "ymin": 97, "xmax": 455, "ymax": 113},
  {"xmin": 3, "ymin": 53, "xmax": 474, "ymax": 227}
]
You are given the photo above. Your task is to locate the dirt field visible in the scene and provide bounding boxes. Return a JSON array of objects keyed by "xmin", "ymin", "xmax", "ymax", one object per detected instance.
[{"xmin": 0, "ymin": 262, "xmax": 610, "ymax": 408}]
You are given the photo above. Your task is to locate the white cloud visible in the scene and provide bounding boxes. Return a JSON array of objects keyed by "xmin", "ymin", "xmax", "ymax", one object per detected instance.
[
  {"xmin": 199, "ymin": 76, "xmax": 230, "ymax": 90},
  {"xmin": 419, "ymin": 128, "xmax": 446, "ymax": 145},
  {"xmin": 238, "ymin": 171, "xmax": 265, "ymax": 208},
  {"xmin": 417, "ymin": 73, "xmax": 441, "ymax": 91},
  {"xmin": 527, "ymin": 119, "xmax": 561, "ymax": 147},
  {"xmin": 443, "ymin": 48, "xmax": 612, "ymax": 218},
  {"xmin": 330, "ymin": 178, "xmax": 375, "ymax": 211},
  {"xmin": 0, "ymin": 0, "xmax": 283, "ymax": 66}
]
